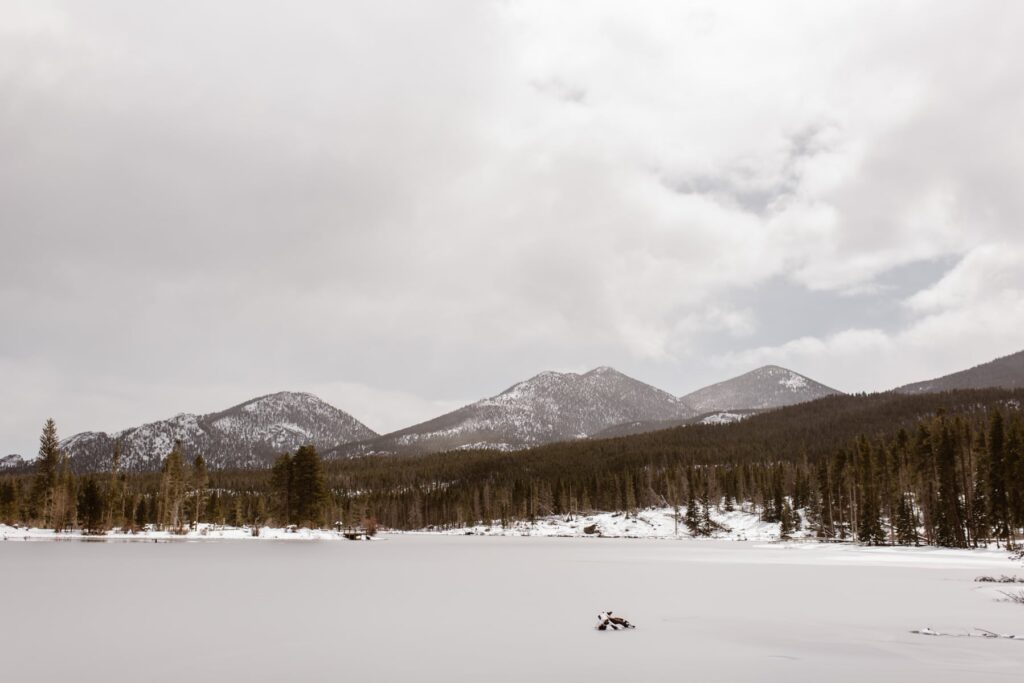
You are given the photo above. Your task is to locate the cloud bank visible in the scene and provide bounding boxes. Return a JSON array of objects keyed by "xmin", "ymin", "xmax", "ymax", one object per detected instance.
[{"xmin": 2, "ymin": 1, "xmax": 1023, "ymax": 455}]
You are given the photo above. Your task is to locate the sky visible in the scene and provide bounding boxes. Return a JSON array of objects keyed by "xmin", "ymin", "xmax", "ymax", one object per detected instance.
[{"xmin": 2, "ymin": 1, "xmax": 1024, "ymax": 457}]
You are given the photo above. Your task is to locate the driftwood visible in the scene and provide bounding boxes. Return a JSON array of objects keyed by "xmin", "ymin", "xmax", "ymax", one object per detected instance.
[{"xmin": 596, "ymin": 611, "xmax": 636, "ymax": 631}]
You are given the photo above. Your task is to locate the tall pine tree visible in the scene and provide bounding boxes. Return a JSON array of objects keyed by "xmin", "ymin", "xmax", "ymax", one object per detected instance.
[
  {"xmin": 987, "ymin": 410, "xmax": 1011, "ymax": 547},
  {"xmin": 31, "ymin": 418, "xmax": 61, "ymax": 527},
  {"xmin": 291, "ymin": 445, "xmax": 326, "ymax": 528},
  {"xmin": 934, "ymin": 418, "xmax": 966, "ymax": 547}
]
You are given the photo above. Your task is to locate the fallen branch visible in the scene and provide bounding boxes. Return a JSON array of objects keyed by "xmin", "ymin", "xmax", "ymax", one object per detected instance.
[
  {"xmin": 911, "ymin": 627, "xmax": 1021, "ymax": 640},
  {"xmin": 997, "ymin": 589, "xmax": 1024, "ymax": 604},
  {"xmin": 975, "ymin": 575, "xmax": 1024, "ymax": 584}
]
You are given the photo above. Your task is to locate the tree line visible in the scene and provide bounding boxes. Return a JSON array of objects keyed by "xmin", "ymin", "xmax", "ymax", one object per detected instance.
[
  {"xmin": 0, "ymin": 421, "xmax": 334, "ymax": 534},
  {"xmin": 2, "ymin": 389, "xmax": 1023, "ymax": 547},
  {"xmin": 317, "ymin": 406, "xmax": 1024, "ymax": 548}
]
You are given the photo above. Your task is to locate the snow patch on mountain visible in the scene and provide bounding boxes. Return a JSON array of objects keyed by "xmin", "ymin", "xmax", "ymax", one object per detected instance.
[
  {"xmin": 682, "ymin": 365, "xmax": 841, "ymax": 412},
  {"xmin": 0, "ymin": 454, "xmax": 25, "ymax": 469},
  {"xmin": 337, "ymin": 367, "xmax": 695, "ymax": 456},
  {"xmin": 699, "ymin": 412, "xmax": 747, "ymax": 425},
  {"xmin": 779, "ymin": 374, "xmax": 807, "ymax": 390},
  {"xmin": 61, "ymin": 392, "xmax": 377, "ymax": 471}
]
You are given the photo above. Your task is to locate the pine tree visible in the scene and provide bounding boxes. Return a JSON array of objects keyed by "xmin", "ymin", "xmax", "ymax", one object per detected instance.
[
  {"xmin": 855, "ymin": 439, "xmax": 885, "ymax": 545},
  {"xmin": 158, "ymin": 442, "xmax": 187, "ymax": 532},
  {"xmin": 1007, "ymin": 423, "xmax": 1023, "ymax": 549},
  {"xmin": 623, "ymin": 472, "xmax": 637, "ymax": 514},
  {"xmin": 106, "ymin": 440, "xmax": 123, "ymax": 531},
  {"xmin": 969, "ymin": 427, "xmax": 989, "ymax": 546},
  {"xmin": 0, "ymin": 479, "xmax": 20, "ymax": 523},
  {"xmin": 700, "ymin": 482, "xmax": 715, "ymax": 535},
  {"xmin": 912, "ymin": 425, "xmax": 937, "ymax": 544},
  {"xmin": 78, "ymin": 477, "xmax": 106, "ymax": 535},
  {"xmin": 190, "ymin": 454, "xmax": 208, "ymax": 527},
  {"xmin": 934, "ymin": 419, "xmax": 966, "ymax": 547},
  {"xmin": 684, "ymin": 471, "xmax": 701, "ymax": 536},
  {"xmin": 291, "ymin": 444, "xmax": 326, "ymax": 528},
  {"xmin": 815, "ymin": 459, "xmax": 835, "ymax": 538},
  {"xmin": 228, "ymin": 496, "xmax": 243, "ymax": 527},
  {"xmin": 779, "ymin": 498, "xmax": 795, "ymax": 539},
  {"xmin": 134, "ymin": 497, "xmax": 148, "ymax": 530},
  {"xmin": 31, "ymin": 418, "xmax": 61, "ymax": 526},
  {"xmin": 793, "ymin": 460, "xmax": 810, "ymax": 510},
  {"xmin": 271, "ymin": 453, "xmax": 294, "ymax": 525},
  {"xmin": 207, "ymin": 490, "xmax": 223, "ymax": 525},
  {"xmin": 894, "ymin": 492, "xmax": 920, "ymax": 546},
  {"xmin": 50, "ymin": 452, "xmax": 75, "ymax": 532},
  {"xmin": 987, "ymin": 410, "xmax": 1011, "ymax": 547}
]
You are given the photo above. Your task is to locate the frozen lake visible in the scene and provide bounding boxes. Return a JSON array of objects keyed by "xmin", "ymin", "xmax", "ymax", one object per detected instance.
[{"xmin": 2, "ymin": 535, "xmax": 1021, "ymax": 682}]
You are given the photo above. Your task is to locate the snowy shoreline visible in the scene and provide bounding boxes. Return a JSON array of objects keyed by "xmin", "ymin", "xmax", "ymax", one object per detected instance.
[
  {"xmin": 0, "ymin": 523, "xmax": 349, "ymax": 542},
  {"xmin": 1, "ymin": 507, "xmax": 792, "ymax": 542},
  {"xmin": 4, "ymin": 507, "xmax": 1023, "ymax": 562}
]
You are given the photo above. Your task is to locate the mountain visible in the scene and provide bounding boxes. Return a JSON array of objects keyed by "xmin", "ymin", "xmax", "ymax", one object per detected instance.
[
  {"xmin": 894, "ymin": 349, "xmax": 1024, "ymax": 394},
  {"xmin": 680, "ymin": 365, "xmax": 842, "ymax": 413},
  {"xmin": 333, "ymin": 366, "xmax": 695, "ymax": 456},
  {"xmin": 61, "ymin": 392, "xmax": 377, "ymax": 472},
  {"xmin": 0, "ymin": 454, "xmax": 25, "ymax": 469}
]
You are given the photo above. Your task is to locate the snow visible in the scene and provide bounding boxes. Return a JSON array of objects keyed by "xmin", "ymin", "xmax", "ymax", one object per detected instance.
[
  {"xmin": 0, "ymin": 507, "xmax": 1010, "ymax": 555},
  {"xmin": 2, "ymin": 506, "xmax": 999, "ymax": 549},
  {"xmin": 0, "ymin": 534, "xmax": 1018, "ymax": 682},
  {"xmin": 699, "ymin": 411, "xmax": 747, "ymax": 425},
  {"xmin": 386, "ymin": 366, "xmax": 692, "ymax": 452},
  {"xmin": 682, "ymin": 364, "xmax": 839, "ymax": 413},
  {"xmin": 6, "ymin": 506, "xmax": 801, "ymax": 542},
  {"xmin": 0, "ymin": 523, "xmax": 354, "ymax": 542},
  {"xmin": 779, "ymin": 372, "xmax": 808, "ymax": 390},
  {"xmin": 60, "ymin": 391, "xmax": 377, "ymax": 470},
  {"xmin": 0, "ymin": 453, "xmax": 25, "ymax": 468},
  {"xmin": 433, "ymin": 506, "xmax": 812, "ymax": 541}
]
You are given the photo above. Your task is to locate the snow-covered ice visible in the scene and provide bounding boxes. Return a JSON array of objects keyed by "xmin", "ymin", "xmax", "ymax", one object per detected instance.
[{"xmin": 1, "ymin": 533, "xmax": 1019, "ymax": 682}]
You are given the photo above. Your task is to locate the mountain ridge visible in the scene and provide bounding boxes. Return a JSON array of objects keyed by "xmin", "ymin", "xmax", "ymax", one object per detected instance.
[
  {"xmin": 894, "ymin": 349, "xmax": 1024, "ymax": 394},
  {"xmin": 61, "ymin": 391, "xmax": 377, "ymax": 471},
  {"xmin": 44, "ymin": 348, "xmax": 1024, "ymax": 471},
  {"xmin": 331, "ymin": 366, "xmax": 695, "ymax": 457}
]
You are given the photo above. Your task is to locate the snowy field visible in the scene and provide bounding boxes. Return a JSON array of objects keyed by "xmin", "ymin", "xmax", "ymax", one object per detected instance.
[{"xmin": 1, "ymin": 535, "xmax": 1021, "ymax": 682}]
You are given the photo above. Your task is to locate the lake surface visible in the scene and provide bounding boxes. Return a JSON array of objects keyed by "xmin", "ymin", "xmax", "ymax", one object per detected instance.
[{"xmin": 1, "ymin": 536, "xmax": 1020, "ymax": 682}]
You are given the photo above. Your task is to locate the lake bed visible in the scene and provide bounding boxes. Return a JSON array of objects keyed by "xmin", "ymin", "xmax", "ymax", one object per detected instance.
[{"xmin": 2, "ymin": 535, "xmax": 1020, "ymax": 682}]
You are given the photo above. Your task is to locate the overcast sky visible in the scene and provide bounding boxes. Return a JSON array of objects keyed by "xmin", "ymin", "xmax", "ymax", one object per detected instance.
[{"xmin": 3, "ymin": 1, "xmax": 1024, "ymax": 456}]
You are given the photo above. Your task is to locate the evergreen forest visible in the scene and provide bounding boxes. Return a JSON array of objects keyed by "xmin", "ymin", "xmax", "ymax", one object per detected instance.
[{"xmin": 2, "ymin": 389, "xmax": 1024, "ymax": 549}]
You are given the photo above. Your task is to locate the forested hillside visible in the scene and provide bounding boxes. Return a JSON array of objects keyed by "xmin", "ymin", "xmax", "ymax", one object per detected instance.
[
  {"xmin": 3, "ymin": 389, "xmax": 1023, "ymax": 548},
  {"xmin": 895, "ymin": 349, "xmax": 1024, "ymax": 393}
]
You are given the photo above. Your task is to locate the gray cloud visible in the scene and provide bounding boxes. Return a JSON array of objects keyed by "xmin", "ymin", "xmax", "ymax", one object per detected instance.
[{"xmin": 3, "ymin": 1, "xmax": 1024, "ymax": 456}]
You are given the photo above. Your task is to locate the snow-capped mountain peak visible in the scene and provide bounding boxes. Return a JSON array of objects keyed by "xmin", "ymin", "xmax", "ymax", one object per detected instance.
[
  {"xmin": 681, "ymin": 365, "xmax": 841, "ymax": 413},
  {"xmin": 335, "ymin": 367, "xmax": 695, "ymax": 456},
  {"xmin": 61, "ymin": 391, "xmax": 377, "ymax": 472}
]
